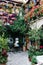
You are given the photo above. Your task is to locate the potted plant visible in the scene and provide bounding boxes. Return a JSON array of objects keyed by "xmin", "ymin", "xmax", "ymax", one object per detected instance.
[
  {"xmin": 0, "ymin": 34, "xmax": 9, "ymax": 65},
  {"xmin": 28, "ymin": 42, "xmax": 36, "ymax": 61},
  {"xmin": 31, "ymin": 56, "xmax": 37, "ymax": 65}
]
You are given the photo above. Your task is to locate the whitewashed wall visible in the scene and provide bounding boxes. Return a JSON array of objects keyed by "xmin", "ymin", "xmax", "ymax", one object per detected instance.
[
  {"xmin": 30, "ymin": 18, "xmax": 43, "ymax": 29},
  {"xmin": 12, "ymin": 0, "xmax": 28, "ymax": 3}
]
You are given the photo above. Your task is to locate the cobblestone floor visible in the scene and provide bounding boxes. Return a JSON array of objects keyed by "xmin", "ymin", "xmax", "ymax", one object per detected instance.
[{"xmin": 7, "ymin": 51, "xmax": 31, "ymax": 65}]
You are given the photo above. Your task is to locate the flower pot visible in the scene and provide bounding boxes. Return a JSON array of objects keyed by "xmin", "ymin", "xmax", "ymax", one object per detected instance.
[
  {"xmin": 32, "ymin": 63, "xmax": 35, "ymax": 65},
  {"xmin": 28, "ymin": 57, "xmax": 31, "ymax": 61},
  {"xmin": 32, "ymin": 63, "xmax": 37, "ymax": 65},
  {"xmin": 0, "ymin": 64, "xmax": 6, "ymax": 65}
]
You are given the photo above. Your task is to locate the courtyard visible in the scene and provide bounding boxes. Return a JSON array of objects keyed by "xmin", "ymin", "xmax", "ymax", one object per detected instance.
[{"xmin": 7, "ymin": 52, "xmax": 31, "ymax": 65}]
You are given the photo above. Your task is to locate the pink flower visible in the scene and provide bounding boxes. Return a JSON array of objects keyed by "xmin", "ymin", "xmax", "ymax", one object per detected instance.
[{"xmin": 40, "ymin": 46, "xmax": 43, "ymax": 48}]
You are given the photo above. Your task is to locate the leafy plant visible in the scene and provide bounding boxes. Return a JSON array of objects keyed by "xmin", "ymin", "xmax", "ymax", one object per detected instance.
[
  {"xmin": 0, "ymin": 26, "xmax": 8, "ymax": 38},
  {"xmin": 28, "ymin": 44, "xmax": 36, "ymax": 58},
  {"xmin": 9, "ymin": 17, "xmax": 26, "ymax": 34},
  {"xmin": 38, "ymin": 25, "xmax": 43, "ymax": 39},
  {"xmin": 31, "ymin": 56, "xmax": 37, "ymax": 64},
  {"xmin": 28, "ymin": 29, "xmax": 40, "ymax": 41},
  {"xmin": 0, "ymin": 34, "xmax": 9, "ymax": 64}
]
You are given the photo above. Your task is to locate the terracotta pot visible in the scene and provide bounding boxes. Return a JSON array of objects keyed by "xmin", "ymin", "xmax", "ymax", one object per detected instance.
[
  {"xmin": 32, "ymin": 63, "xmax": 35, "ymax": 65},
  {"xmin": 28, "ymin": 57, "xmax": 31, "ymax": 61},
  {"xmin": 0, "ymin": 64, "xmax": 6, "ymax": 65}
]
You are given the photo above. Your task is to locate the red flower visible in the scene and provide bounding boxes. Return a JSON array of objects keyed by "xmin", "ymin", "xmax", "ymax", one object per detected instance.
[
  {"xmin": 9, "ymin": 20, "xmax": 13, "ymax": 25},
  {"xmin": 2, "ymin": 49, "xmax": 8, "ymax": 57},
  {"xmin": 40, "ymin": 46, "xmax": 43, "ymax": 48}
]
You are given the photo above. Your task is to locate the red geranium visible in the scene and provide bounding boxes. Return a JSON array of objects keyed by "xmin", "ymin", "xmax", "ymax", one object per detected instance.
[
  {"xmin": 40, "ymin": 46, "xmax": 43, "ymax": 49},
  {"xmin": 2, "ymin": 49, "xmax": 8, "ymax": 57}
]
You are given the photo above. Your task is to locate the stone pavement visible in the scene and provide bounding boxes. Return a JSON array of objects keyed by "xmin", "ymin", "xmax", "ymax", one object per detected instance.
[{"xmin": 7, "ymin": 51, "xmax": 31, "ymax": 65}]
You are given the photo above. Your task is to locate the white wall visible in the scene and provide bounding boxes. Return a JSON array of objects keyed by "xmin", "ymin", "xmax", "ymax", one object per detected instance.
[
  {"xmin": 30, "ymin": 18, "xmax": 43, "ymax": 29},
  {"xmin": 12, "ymin": 0, "xmax": 28, "ymax": 3}
]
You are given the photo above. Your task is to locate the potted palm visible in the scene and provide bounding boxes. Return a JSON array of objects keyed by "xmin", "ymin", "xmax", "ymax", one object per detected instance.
[{"xmin": 0, "ymin": 34, "xmax": 9, "ymax": 65}]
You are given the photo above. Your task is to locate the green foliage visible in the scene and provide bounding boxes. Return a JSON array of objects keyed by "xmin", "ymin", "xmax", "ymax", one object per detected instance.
[
  {"xmin": 0, "ymin": 34, "xmax": 9, "ymax": 63},
  {"xmin": 35, "ymin": 50, "xmax": 43, "ymax": 56},
  {"xmin": 31, "ymin": 50, "xmax": 43, "ymax": 64},
  {"xmin": 28, "ymin": 45, "xmax": 43, "ymax": 64},
  {"xmin": 27, "ymin": 29, "xmax": 40, "ymax": 41},
  {"xmin": 9, "ymin": 8, "xmax": 27, "ymax": 34},
  {"xmin": 28, "ymin": 41, "xmax": 43, "ymax": 57},
  {"xmin": 0, "ymin": 20, "xmax": 3, "ymax": 26},
  {"xmin": 31, "ymin": 56, "xmax": 37, "ymax": 64},
  {"xmin": 0, "ymin": 56, "xmax": 7, "ymax": 64},
  {"xmin": 0, "ymin": 26, "xmax": 6, "ymax": 34},
  {"xmin": 28, "ymin": 46, "xmax": 37, "ymax": 64},
  {"xmin": 0, "ymin": 26, "xmax": 8, "ymax": 38},
  {"xmin": 9, "ymin": 17, "xmax": 26, "ymax": 34},
  {"xmin": 34, "ymin": 8, "xmax": 39, "ymax": 14},
  {"xmin": 0, "ymin": 36, "xmax": 9, "ymax": 51},
  {"xmin": 38, "ymin": 26, "xmax": 43, "ymax": 39},
  {"xmin": 28, "ymin": 45, "xmax": 36, "ymax": 58}
]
